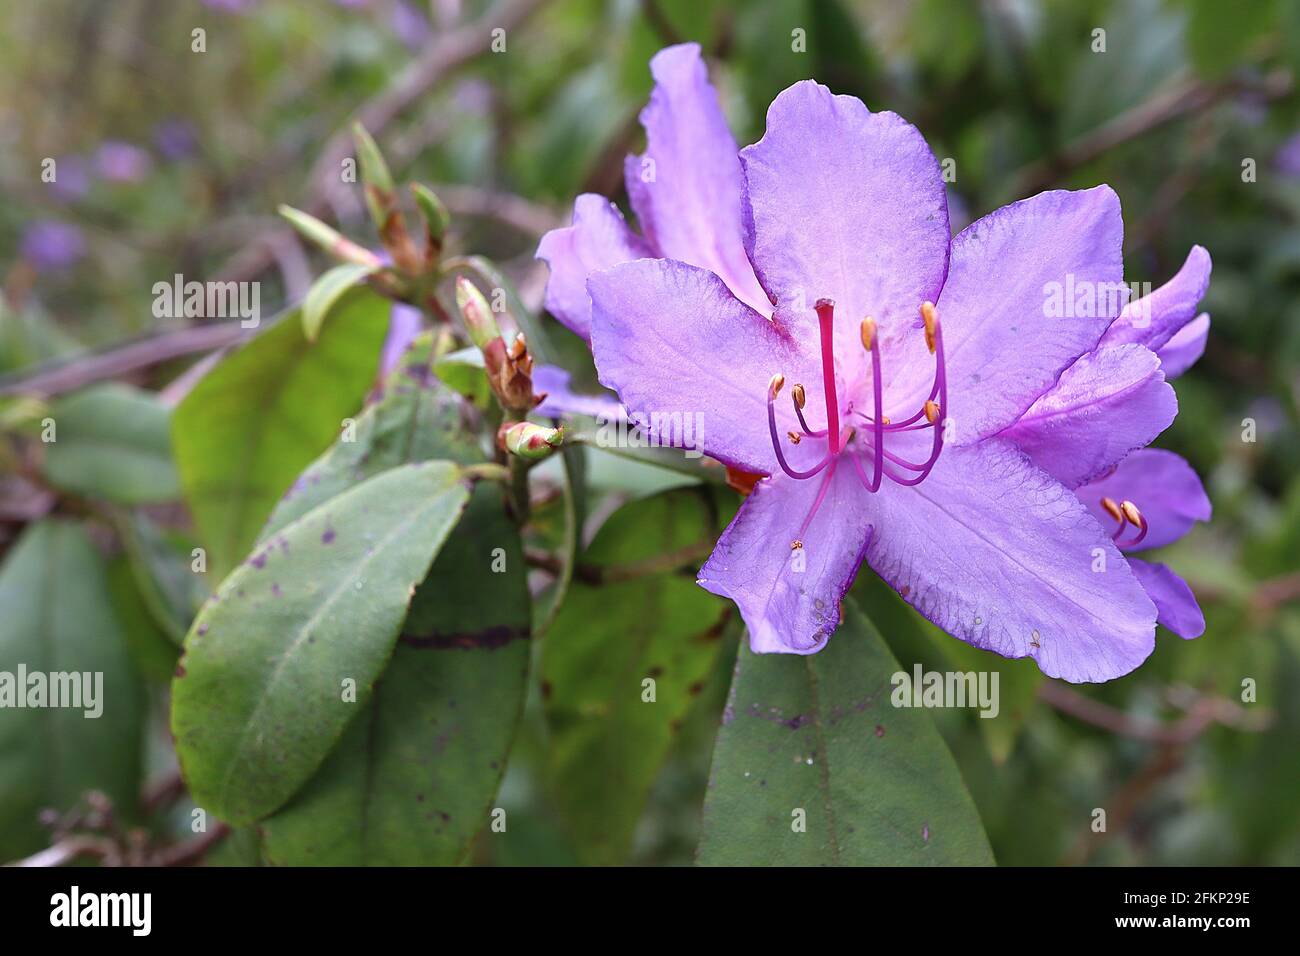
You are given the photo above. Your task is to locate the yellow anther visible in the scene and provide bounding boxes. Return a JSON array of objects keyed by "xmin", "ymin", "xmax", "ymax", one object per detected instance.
[
  {"xmin": 921, "ymin": 301, "xmax": 937, "ymax": 354},
  {"xmin": 1101, "ymin": 497, "xmax": 1123, "ymax": 522},
  {"xmin": 792, "ymin": 383, "xmax": 806, "ymax": 409},
  {"xmin": 1120, "ymin": 500, "xmax": 1143, "ymax": 527},
  {"xmin": 924, "ymin": 400, "xmax": 940, "ymax": 424},
  {"xmin": 791, "ymin": 540, "xmax": 803, "ymax": 551},
  {"xmin": 787, "ymin": 431, "xmax": 801, "ymax": 445},
  {"xmin": 860, "ymin": 317, "xmax": 876, "ymax": 351},
  {"xmin": 768, "ymin": 373, "xmax": 785, "ymax": 399},
  {"xmin": 882, "ymin": 416, "xmax": 891, "ymax": 425}
]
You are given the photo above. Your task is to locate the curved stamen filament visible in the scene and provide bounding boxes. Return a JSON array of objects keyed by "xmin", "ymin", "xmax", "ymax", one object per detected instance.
[
  {"xmin": 874, "ymin": 303, "xmax": 947, "ymax": 487},
  {"xmin": 1103, "ymin": 497, "xmax": 1149, "ymax": 547},
  {"xmin": 864, "ymin": 316, "xmax": 884, "ymax": 491},
  {"xmin": 767, "ymin": 375, "xmax": 831, "ymax": 480},
  {"xmin": 792, "ymin": 384, "xmax": 827, "ymax": 437}
]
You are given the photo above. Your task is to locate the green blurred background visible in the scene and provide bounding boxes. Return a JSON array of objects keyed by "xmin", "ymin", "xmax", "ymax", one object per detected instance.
[{"xmin": 1, "ymin": 0, "xmax": 1298, "ymax": 865}]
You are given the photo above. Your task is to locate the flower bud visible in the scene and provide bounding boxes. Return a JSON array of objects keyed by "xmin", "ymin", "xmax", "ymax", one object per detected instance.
[{"xmin": 498, "ymin": 421, "xmax": 563, "ymax": 460}]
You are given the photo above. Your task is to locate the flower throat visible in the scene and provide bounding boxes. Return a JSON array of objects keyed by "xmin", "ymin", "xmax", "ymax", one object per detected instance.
[{"xmin": 766, "ymin": 298, "xmax": 949, "ymax": 549}]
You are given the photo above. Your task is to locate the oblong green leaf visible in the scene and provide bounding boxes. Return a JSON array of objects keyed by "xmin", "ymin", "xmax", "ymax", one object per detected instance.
[
  {"xmin": 42, "ymin": 383, "xmax": 179, "ymax": 504},
  {"xmin": 697, "ymin": 598, "xmax": 994, "ymax": 865},
  {"xmin": 260, "ymin": 486, "xmax": 530, "ymax": 864},
  {"xmin": 170, "ymin": 293, "xmax": 389, "ymax": 577},
  {"xmin": 0, "ymin": 520, "xmax": 143, "ymax": 859},
  {"xmin": 170, "ymin": 460, "xmax": 471, "ymax": 824},
  {"xmin": 257, "ymin": 338, "xmax": 531, "ymax": 863}
]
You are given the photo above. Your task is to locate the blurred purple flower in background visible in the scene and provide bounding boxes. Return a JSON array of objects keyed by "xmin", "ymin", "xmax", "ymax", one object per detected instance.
[
  {"xmin": 95, "ymin": 141, "xmax": 153, "ymax": 183},
  {"xmin": 48, "ymin": 154, "xmax": 91, "ymax": 203},
  {"xmin": 154, "ymin": 119, "xmax": 198, "ymax": 161},
  {"xmin": 200, "ymin": 0, "xmax": 257, "ymax": 12},
  {"xmin": 390, "ymin": 1, "xmax": 432, "ymax": 51},
  {"xmin": 1275, "ymin": 131, "xmax": 1300, "ymax": 178},
  {"xmin": 21, "ymin": 221, "xmax": 86, "ymax": 271}
]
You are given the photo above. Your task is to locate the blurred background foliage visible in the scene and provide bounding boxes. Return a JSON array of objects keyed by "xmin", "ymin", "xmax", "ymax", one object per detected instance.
[{"xmin": 0, "ymin": 0, "xmax": 1297, "ymax": 865}]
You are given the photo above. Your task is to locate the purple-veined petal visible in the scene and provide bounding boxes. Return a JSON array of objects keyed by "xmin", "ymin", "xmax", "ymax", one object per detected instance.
[
  {"xmin": 738, "ymin": 80, "xmax": 949, "ymax": 383},
  {"xmin": 623, "ymin": 43, "xmax": 769, "ymax": 315},
  {"xmin": 1155, "ymin": 312, "xmax": 1210, "ymax": 379},
  {"xmin": 1127, "ymin": 558, "xmax": 1205, "ymax": 639},
  {"xmin": 535, "ymin": 194, "xmax": 653, "ymax": 340},
  {"xmin": 531, "ymin": 364, "xmax": 624, "ymax": 420},
  {"xmin": 896, "ymin": 187, "xmax": 1126, "ymax": 443},
  {"xmin": 588, "ymin": 259, "xmax": 820, "ymax": 475},
  {"xmin": 864, "ymin": 439, "xmax": 1156, "ymax": 683},
  {"xmin": 1076, "ymin": 448, "xmax": 1211, "ymax": 552},
  {"xmin": 1102, "ymin": 245, "xmax": 1211, "ymax": 352},
  {"xmin": 697, "ymin": 463, "xmax": 873, "ymax": 654},
  {"xmin": 999, "ymin": 344, "xmax": 1176, "ymax": 488}
]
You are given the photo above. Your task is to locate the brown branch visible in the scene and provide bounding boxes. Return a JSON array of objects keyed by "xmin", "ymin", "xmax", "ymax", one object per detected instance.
[
  {"xmin": 306, "ymin": 0, "xmax": 549, "ymax": 216},
  {"xmin": 0, "ymin": 321, "xmax": 252, "ymax": 398},
  {"xmin": 1011, "ymin": 67, "xmax": 1293, "ymax": 196},
  {"xmin": 5, "ymin": 836, "xmax": 116, "ymax": 868},
  {"xmin": 152, "ymin": 823, "xmax": 231, "ymax": 867},
  {"xmin": 1039, "ymin": 681, "xmax": 1271, "ymax": 745}
]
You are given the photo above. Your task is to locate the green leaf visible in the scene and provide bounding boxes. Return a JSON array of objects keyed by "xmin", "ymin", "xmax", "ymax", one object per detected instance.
[
  {"xmin": 170, "ymin": 460, "xmax": 471, "ymax": 825},
  {"xmin": 171, "ymin": 294, "xmax": 388, "ymax": 577},
  {"xmin": 301, "ymin": 265, "xmax": 378, "ymax": 343},
  {"xmin": 116, "ymin": 512, "xmax": 203, "ymax": 647},
  {"xmin": 260, "ymin": 485, "xmax": 530, "ymax": 864},
  {"xmin": 257, "ymin": 338, "xmax": 531, "ymax": 863},
  {"xmin": 543, "ymin": 487, "xmax": 727, "ymax": 864},
  {"xmin": 0, "ymin": 520, "xmax": 143, "ymax": 859},
  {"xmin": 432, "ymin": 345, "xmax": 492, "ymax": 410},
  {"xmin": 1186, "ymin": 0, "xmax": 1277, "ymax": 79},
  {"xmin": 530, "ymin": 443, "xmax": 586, "ymax": 638},
  {"xmin": 697, "ymin": 598, "xmax": 994, "ymax": 866},
  {"xmin": 106, "ymin": 556, "xmax": 180, "ymax": 684},
  {"xmin": 42, "ymin": 383, "xmax": 179, "ymax": 504},
  {"xmin": 259, "ymin": 334, "xmax": 479, "ymax": 538}
]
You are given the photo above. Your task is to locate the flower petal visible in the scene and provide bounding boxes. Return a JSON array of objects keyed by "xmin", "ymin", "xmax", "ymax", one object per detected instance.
[
  {"xmin": 536, "ymin": 194, "xmax": 653, "ymax": 340},
  {"xmin": 864, "ymin": 439, "xmax": 1156, "ymax": 683},
  {"xmin": 738, "ymin": 80, "xmax": 949, "ymax": 377},
  {"xmin": 1155, "ymin": 312, "xmax": 1210, "ymax": 379},
  {"xmin": 624, "ymin": 43, "xmax": 769, "ymax": 315},
  {"xmin": 999, "ymin": 344, "xmax": 1176, "ymax": 488},
  {"xmin": 1102, "ymin": 245, "xmax": 1211, "ymax": 352},
  {"xmin": 697, "ymin": 463, "xmax": 873, "ymax": 654},
  {"xmin": 1076, "ymin": 448, "xmax": 1211, "ymax": 552},
  {"xmin": 1127, "ymin": 558, "xmax": 1205, "ymax": 638},
  {"xmin": 898, "ymin": 187, "xmax": 1126, "ymax": 442},
  {"xmin": 531, "ymin": 364, "xmax": 624, "ymax": 420},
  {"xmin": 588, "ymin": 258, "xmax": 819, "ymax": 474}
]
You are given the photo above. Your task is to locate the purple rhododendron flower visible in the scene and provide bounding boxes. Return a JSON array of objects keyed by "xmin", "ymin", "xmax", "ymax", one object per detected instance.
[
  {"xmin": 389, "ymin": 1, "xmax": 431, "ymax": 51},
  {"xmin": 49, "ymin": 154, "xmax": 91, "ymax": 203},
  {"xmin": 95, "ymin": 141, "xmax": 153, "ymax": 183},
  {"xmin": 21, "ymin": 220, "xmax": 86, "ymax": 271},
  {"xmin": 154, "ymin": 119, "xmax": 198, "ymax": 161},
  {"xmin": 537, "ymin": 44, "xmax": 1213, "ymax": 683},
  {"xmin": 1276, "ymin": 131, "xmax": 1300, "ymax": 178}
]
